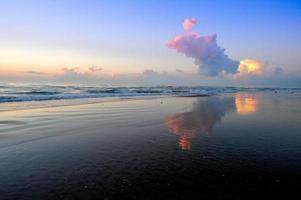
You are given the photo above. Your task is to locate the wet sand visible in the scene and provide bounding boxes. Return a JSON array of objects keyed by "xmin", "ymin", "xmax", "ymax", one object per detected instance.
[{"xmin": 0, "ymin": 92, "xmax": 301, "ymax": 199}]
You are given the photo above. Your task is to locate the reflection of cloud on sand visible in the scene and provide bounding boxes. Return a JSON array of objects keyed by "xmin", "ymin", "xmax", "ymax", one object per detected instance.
[
  {"xmin": 165, "ymin": 96, "xmax": 235, "ymax": 150},
  {"xmin": 235, "ymin": 94, "xmax": 258, "ymax": 115}
]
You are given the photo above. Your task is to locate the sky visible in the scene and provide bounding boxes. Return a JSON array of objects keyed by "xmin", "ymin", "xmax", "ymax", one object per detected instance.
[{"xmin": 0, "ymin": 0, "xmax": 301, "ymax": 87}]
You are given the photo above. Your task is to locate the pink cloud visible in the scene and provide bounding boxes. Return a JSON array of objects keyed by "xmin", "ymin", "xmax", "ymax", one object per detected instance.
[
  {"xmin": 169, "ymin": 18, "xmax": 285, "ymax": 79},
  {"xmin": 183, "ymin": 18, "xmax": 197, "ymax": 31},
  {"xmin": 167, "ymin": 22, "xmax": 239, "ymax": 76}
]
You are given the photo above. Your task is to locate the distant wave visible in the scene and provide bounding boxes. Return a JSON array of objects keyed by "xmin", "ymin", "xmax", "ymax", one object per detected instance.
[
  {"xmin": 0, "ymin": 84, "xmax": 299, "ymax": 103},
  {"xmin": 86, "ymin": 88, "xmax": 119, "ymax": 94},
  {"xmin": 15, "ymin": 91, "xmax": 61, "ymax": 95}
]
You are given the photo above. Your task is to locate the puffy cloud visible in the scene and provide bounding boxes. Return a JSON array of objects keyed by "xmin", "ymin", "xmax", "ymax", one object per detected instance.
[
  {"xmin": 168, "ymin": 18, "xmax": 290, "ymax": 82},
  {"xmin": 233, "ymin": 59, "xmax": 264, "ymax": 79},
  {"xmin": 183, "ymin": 18, "xmax": 197, "ymax": 31},
  {"xmin": 238, "ymin": 59, "xmax": 264, "ymax": 75},
  {"xmin": 230, "ymin": 60, "xmax": 301, "ymax": 87},
  {"xmin": 167, "ymin": 20, "xmax": 239, "ymax": 76},
  {"xmin": 49, "ymin": 68, "xmax": 202, "ymax": 86},
  {"xmin": 54, "ymin": 67, "xmax": 100, "ymax": 83},
  {"xmin": 233, "ymin": 60, "xmax": 288, "ymax": 85}
]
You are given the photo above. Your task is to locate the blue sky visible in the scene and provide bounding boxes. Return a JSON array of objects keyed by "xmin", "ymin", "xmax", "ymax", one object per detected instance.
[{"xmin": 0, "ymin": 0, "xmax": 300, "ymax": 86}]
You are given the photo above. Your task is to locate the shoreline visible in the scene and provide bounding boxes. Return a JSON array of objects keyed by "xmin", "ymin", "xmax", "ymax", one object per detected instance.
[
  {"xmin": 1, "ymin": 89, "xmax": 299, "ymax": 113},
  {"xmin": 0, "ymin": 95, "xmax": 186, "ymax": 113}
]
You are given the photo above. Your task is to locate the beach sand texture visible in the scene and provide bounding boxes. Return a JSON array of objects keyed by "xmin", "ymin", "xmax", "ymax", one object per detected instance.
[{"xmin": 1, "ymin": 92, "xmax": 301, "ymax": 199}]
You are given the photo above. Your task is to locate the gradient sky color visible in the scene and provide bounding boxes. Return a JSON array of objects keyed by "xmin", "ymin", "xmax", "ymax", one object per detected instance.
[{"xmin": 0, "ymin": 0, "xmax": 300, "ymax": 86}]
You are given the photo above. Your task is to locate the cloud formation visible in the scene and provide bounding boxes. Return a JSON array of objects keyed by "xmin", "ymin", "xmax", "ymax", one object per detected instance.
[
  {"xmin": 47, "ymin": 67, "xmax": 203, "ymax": 86},
  {"xmin": 168, "ymin": 19, "xmax": 240, "ymax": 76},
  {"xmin": 1, "ymin": 65, "xmax": 299, "ymax": 87},
  {"xmin": 88, "ymin": 66, "xmax": 103, "ymax": 72},
  {"xmin": 183, "ymin": 18, "xmax": 197, "ymax": 31},
  {"xmin": 234, "ymin": 59, "xmax": 264, "ymax": 79},
  {"xmin": 23, "ymin": 71, "xmax": 47, "ymax": 75},
  {"xmin": 142, "ymin": 69, "xmax": 159, "ymax": 76}
]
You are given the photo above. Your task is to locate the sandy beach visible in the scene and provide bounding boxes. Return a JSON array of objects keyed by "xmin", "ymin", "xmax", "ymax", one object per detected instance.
[
  {"xmin": 0, "ymin": 91, "xmax": 300, "ymax": 199},
  {"xmin": 1, "ymin": 1, "xmax": 300, "ymax": 198}
]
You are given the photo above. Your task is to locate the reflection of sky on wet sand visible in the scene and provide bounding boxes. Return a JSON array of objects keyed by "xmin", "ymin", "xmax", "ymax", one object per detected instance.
[
  {"xmin": 235, "ymin": 94, "xmax": 258, "ymax": 115},
  {"xmin": 165, "ymin": 94, "xmax": 259, "ymax": 150},
  {"xmin": 0, "ymin": 92, "xmax": 300, "ymax": 199},
  {"xmin": 165, "ymin": 96, "xmax": 235, "ymax": 150}
]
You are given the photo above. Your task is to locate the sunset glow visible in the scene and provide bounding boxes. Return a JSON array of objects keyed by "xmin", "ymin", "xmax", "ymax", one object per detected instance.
[
  {"xmin": 165, "ymin": 113, "xmax": 197, "ymax": 151},
  {"xmin": 0, "ymin": 0, "xmax": 300, "ymax": 87},
  {"xmin": 237, "ymin": 59, "xmax": 264, "ymax": 75},
  {"xmin": 164, "ymin": 97, "xmax": 234, "ymax": 150},
  {"xmin": 235, "ymin": 94, "xmax": 258, "ymax": 115},
  {"xmin": 1, "ymin": 1, "xmax": 301, "ymax": 198}
]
